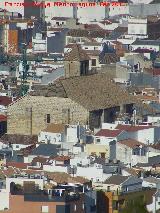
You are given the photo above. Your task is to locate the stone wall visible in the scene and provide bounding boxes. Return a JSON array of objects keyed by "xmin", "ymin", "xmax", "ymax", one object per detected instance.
[
  {"xmin": 7, "ymin": 96, "xmax": 89, "ymax": 135},
  {"xmin": 64, "ymin": 61, "xmax": 80, "ymax": 78}
]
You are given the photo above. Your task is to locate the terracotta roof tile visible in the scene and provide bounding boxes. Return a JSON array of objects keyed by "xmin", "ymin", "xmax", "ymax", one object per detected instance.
[
  {"xmin": 1, "ymin": 134, "xmax": 38, "ymax": 145},
  {"xmin": 43, "ymin": 123, "xmax": 65, "ymax": 133},
  {"xmin": 116, "ymin": 124, "xmax": 154, "ymax": 132},
  {"xmin": 0, "ymin": 115, "xmax": 7, "ymax": 122},
  {"xmin": 64, "ymin": 44, "xmax": 90, "ymax": 61},
  {"xmin": 51, "ymin": 17, "xmax": 70, "ymax": 21},
  {"xmin": 118, "ymin": 139, "xmax": 146, "ymax": 149},
  {"xmin": 95, "ymin": 129, "xmax": 123, "ymax": 137},
  {"xmin": 6, "ymin": 162, "xmax": 30, "ymax": 169},
  {"xmin": 32, "ymin": 156, "xmax": 47, "ymax": 164},
  {"xmin": 67, "ymin": 29, "xmax": 110, "ymax": 38},
  {"xmin": 61, "ymin": 73, "xmax": 136, "ymax": 111},
  {"xmin": 53, "ymin": 155, "xmax": 70, "ymax": 161},
  {"xmin": 0, "ymin": 96, "xmax": 12, "ymax": 106}
]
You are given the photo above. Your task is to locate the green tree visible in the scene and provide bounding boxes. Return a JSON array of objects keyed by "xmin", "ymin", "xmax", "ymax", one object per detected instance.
[{"xmin": 121, "ymin": 196, "xmax": 148, "ymax": 213}]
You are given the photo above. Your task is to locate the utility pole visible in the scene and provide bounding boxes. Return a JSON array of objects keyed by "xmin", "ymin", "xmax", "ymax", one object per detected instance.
[
  {"xmin": 30, "ymin": 107, "xmax": 33, "ymax": 136},
  {"xmin": 67, "ymin": 108, "xmax": 70, "ymax": 124}
]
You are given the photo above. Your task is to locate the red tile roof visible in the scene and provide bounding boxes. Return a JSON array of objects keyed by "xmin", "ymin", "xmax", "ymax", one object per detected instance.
[
  {"xmin": 95, "ymin": 129, "xmax": 122, "ymax": 137},
  {"xmin": 145, "ymin": 68, "xmax": 160, "ymax": 76},
  {"xmin": 0, "ymin": 96, "xmax": 12, "ymax": 106},
  {"xmin": 6, "ymin": 162, "xmax": 30, "ymax": 169},
  {"xmin": 0, "ymin": 115, "xmax": 7, "ymax": 122},
  {"xmin": 133, "ymin": 48, "xmax": 153, "ymax": 53},
  {"xmin": 118, "ymin": 139, "xmax": 146, "ymax": 149},
  {"xmin": 116, "ymin": 124, "xmax": 154, "ymax": 132},
  {"xmin": 32, "ymin": 156, "xmax": 47, "ymax": 164},
  {"xmin": 54, "ymin": 155, "xmax": 70, "ymax": 161}
]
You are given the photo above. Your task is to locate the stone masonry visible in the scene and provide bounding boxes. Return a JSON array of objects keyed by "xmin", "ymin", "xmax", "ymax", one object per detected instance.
[{"xmin": 7, "ymin": 95, "xmax": 89, "ymax": 135}]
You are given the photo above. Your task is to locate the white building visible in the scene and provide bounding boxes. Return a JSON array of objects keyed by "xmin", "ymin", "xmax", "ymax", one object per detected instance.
[
  {"xmin": 127, "ymin": 17, "xmax": 148, "ymax": 40},
  {"xmin": 115, "ymin": 139, "xmax": 148, "ymax": 166},
  {"xmin": 0, "ymin": 189, "xmax": 9, "ymax": 211},
  {"xmin": 38, "ymin": 123, "xmax": 86, "ymax": 144},
  {"xmin": 130, "ymin": 40, "xmax": 160, "ymax": 52},
  {"xmin": 76, "ymin": 163, "xmax": 109, "ymax": 182},
  {"xmin": 108, "ymin": 3, "xmax": 129, "ymax": 17},
  {"xmin": 38, "ymin": 123, "xmax": 65, "ymax": 144},
  {"xmin": 32, "ymin": 33, "xmax": 47, "ymax": 53}
]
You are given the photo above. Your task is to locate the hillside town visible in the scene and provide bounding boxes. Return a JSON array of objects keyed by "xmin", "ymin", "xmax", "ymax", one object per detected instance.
[{"xmin": 1, "ymin": 0, "xmax": 160, "ymax": 213}]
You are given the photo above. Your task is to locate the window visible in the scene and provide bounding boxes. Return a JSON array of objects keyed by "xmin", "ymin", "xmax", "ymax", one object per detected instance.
[
  {"xmin": 91, "ymin": 59, "xmax": 96, "ymax": 66},
  {"xmin": 96, "ymin": 138, "xmax": 100, "ymax": 143},
  {"xmin": 74, "ymin": 204, "xmax": 77, "ymax": 211},
  {"xmin": 56, "ymin": 22, "xmax": 59, "ymax": 26},
  {"xmin": 41, "ymin": 206, "xmax": 49, "ymax": 213},
  {"xmin": 82, "ymin": 203, "xmax": 85, "ymax": 210},
  {"xmin": 90, "ymin": 205, "xmax": 96, "ymax": 212},
  {"xmin": 16, "ymin": 145, "xmax": 19, "ymax": 148},
  {"xmin": 46, "ymin": 114, "xmax": 50, "ymax": 124}
]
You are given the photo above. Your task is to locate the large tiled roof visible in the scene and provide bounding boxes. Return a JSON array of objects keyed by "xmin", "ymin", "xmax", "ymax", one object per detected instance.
[
  {"xmin": 30, "ymin": 78, "xmax": 67, "ymax": 97},
  {"xmin": 61, "ymin": 73, "xmax": 136, "ymax": 111},
  {"xmin": 64, "ymin": 44, "xmax": 90, "ymax": 61},
  {"xmin": 31, "ymin": 73, "xmax": 136, "ymax": 111}
]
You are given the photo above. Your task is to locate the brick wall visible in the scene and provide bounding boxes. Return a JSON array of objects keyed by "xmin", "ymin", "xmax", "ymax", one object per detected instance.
[
  {"xmin": 7, "ymin": 96, "xmax": 89, "ymax": 135},
  {"xmin": 3, "ymin": 193, "xmax": 85, "ymax": 213}
]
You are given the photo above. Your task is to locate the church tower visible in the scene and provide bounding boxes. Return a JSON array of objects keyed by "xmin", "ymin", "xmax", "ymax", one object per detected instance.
[{"xmin": 64, "ymin": 44, "xmax": 90, "ymax": 78}]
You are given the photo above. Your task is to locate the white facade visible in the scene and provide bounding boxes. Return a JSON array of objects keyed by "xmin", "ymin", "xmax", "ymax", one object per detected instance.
[
  {"xmin": 11, "ymin": 143, "xmax": 33, "ymax": 151},
  {"xmin": 108, "ymin": 4, "xmax": 129, "ymax": 17},
  {"xmin": 81, "ymin": 44, "xmax": 102, "ymax": 51},
  {"xmin": 0, "ymin": 189, "xmax": 9, "ymax": 211},
  {"xmin": 1, "ymin": 0, "xmax": 25, "ymax": 16},
  {"xmin": 130, "ymin": 43, "xmax": 160, "ymax": 52},
  {"xmin": 94, "ymin": 135, "xmax": 117, "ymax": 145},
  {"xmin": 32, "ymin": 33, "xmax": 47, "ymax": 53},
  {"xmin": 127, "ymin": 128, "xmax": 156, "ymax": 145},
  {"xmin": 101, "ymin": 123, "xmax": 118, "ymax": 130},
  {"xmin": 116, "ymin": 143, "xmax": 148, "ymax": 166},
  {"xmin": 66, "ymin": 125, "xmax": 85, "ymax": 144},
  {"xmin": 0, "ymin": 142, "xmax": 8, "ymax": 150},
  {"xmin": 38, "ymin": 131, "xmax": 63, "ymax": 144},
  {"xmin": 77, "ymin": 6, "xmax": 106, "ymax": 24},
  {"xmin": 142, "ymin": 179, "xmax": 158, "ymax": 188},
  {"xmin": 147, "ymin": 192, "xmax": 160, "ymax": 213},
  {"xmin": 128, "ymin": 18, "xmax": 147, "ymax": 37},
  {"xmin": 148, "ymin": 116, "xmax": 160, "ymax": 124},
  {"xmin": 76, "ymin": 164, "xmax": 108, "ymax": 182},
  {"xmin": 70, "ymin": 156, "xmax": 90, "ymax": 167},
  {"xmin": 45, "ymin": 2, "xmax": 74, "ymax": 22},
  {"xmin": 43, "ymin": 164, "xmax": 68, "ymax": 173}
]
